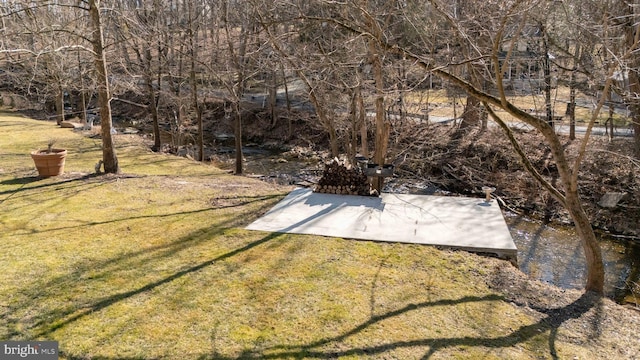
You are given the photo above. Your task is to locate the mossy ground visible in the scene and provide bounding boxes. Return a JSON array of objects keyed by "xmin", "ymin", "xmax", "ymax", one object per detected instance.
[{"xmin": 1, "ymin": 113, "xmax": 638, "ymax": 359}]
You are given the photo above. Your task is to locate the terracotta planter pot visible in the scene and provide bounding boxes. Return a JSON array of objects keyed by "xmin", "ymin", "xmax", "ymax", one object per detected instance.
[{"xmin": 31, "ymin": 149, "xmax": 67, "ymax": 177}]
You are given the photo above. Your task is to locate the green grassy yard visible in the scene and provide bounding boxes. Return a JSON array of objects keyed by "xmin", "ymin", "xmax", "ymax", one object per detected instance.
[{"xmin": 1, "ymin": 112, "xmax": 637, "ymax": 359}]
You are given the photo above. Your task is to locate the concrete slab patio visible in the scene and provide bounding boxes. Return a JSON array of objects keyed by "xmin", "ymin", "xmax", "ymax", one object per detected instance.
[{"xmin": 246, "ymin": 188, "xmax": 517, "ymax": 261}]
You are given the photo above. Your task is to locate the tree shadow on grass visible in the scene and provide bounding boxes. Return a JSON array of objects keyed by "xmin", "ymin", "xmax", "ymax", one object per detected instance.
[
  {"xmin": 0, "ymin": 172, "xmax": 109, "ymax": 206},
  {"xmin": 0, "ymin": 176, "xmax": 43, "ymax": 206},
  {"xmin": 198, "ymin": 292, "xmax": 600, "ymax": 360},
  {"xmin": 49, "ymin": 289, "xmax": 601, "ymax": 360},
  {"xmin": 0, "ymin": 174, "xmax": 114, "ymax": 221},
  {"xmin": 7, "ymin": 193, "xmax": 282, "ymax": 237},
  {"xmin": 34, "ymin": 233, "xmax": 282, "ymax": 338},
  {"xmin": 1, "ymin": 193, "xmax": 282, "ymax": 340},
  {"xmin": 0, "ymin": 176, "xmax": 42, "ymax": 185},
  {"xmin": 14, "ymin": 230, "xmax": 286, "ymax": 340}
]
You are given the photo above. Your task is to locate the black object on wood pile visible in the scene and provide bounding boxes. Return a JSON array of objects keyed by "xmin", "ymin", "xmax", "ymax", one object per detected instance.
[{"xmin": 314, "ymin": 159, "xmax": 373, "ymax": 196}]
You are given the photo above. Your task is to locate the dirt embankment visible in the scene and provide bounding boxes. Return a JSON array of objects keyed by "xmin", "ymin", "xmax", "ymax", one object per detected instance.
[{"xmin": 387, "ymin": 122, "xmax": 639, "ymax": 238}]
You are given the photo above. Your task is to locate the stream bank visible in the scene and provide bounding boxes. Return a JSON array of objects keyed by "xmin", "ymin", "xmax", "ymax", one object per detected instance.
[{"xmin": 208, "ymin": 133, "xmax": 639, "ymax": 306}]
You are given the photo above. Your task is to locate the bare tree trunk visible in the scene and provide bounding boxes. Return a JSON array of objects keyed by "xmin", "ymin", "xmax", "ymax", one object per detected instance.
[
  {"xmin": 77, "ymin": 49, "xmax": 87, "ymax": 126},
  {"xmin": 222, "ymin": 0, "xmax": 247, "ymax": 174},
  {"xmin": 542, "ymin": 25, "xmax": 554, "ymax": 127},
  {"xmin": 565, "ymin": 189, "xmax": 605, "ymax": 291},
  {"xmin": 487, "ymin": 103, "xmax": 605, "ymax": 292},
  {"xmin": 629, "ymin": 60, "xmax": 640, "ymax": 159},
  {"xmin": 268, "ymin": 68, "xmax": 277, "ymax": 128},
  {"xmin": 348, "ymin": 87, "xmax": 358, "ymax": 164},
  {"xmin": 188, "ymin": 2, "xmax": 203, "ymax": 162},
  {"xmin": 318, "ymin": 100, "xmax": 339, "ymax": 157},
  {"xmin": 170, "ymin": 42, "xmax": 185, "ymax": 133},
  {"xmin": 467, "ymin": 85, "xmax": 603, "ymax": 293},
  {"xmin": 356, "ymin": 83, "xmax": 368, "ymax": 157},
  {"xmin": 280, "ymin": 62, "xmax": 292, "ymax": 139},
  {"xmin": 459, "ymin": 65, "xmax": 483, "ymax": 131},
  {"xmin": 56, "ymin": 84, "xmax": 65, "ymax": 125},
  {"xmin": 258, "ymin": 12, "xmax": 341, "ymax": 158},
  {"xmin": 630, "ymin": 91, "xmax": 640, "ymax": 158},
  {"xmin": 233, "ymin": 101, "xmax": 243, "ymax": 175},
  {"xmin": 481, "ymin": 105, "xmax": 488, "ymax": 131},
  {"xmin": 190, "ymin": 62, "xmax": 203, "ymax": 161},
  {"xmin": 145, "ymin": 47, "xmax": 161, "ymax": 152},
  {"xmin": 606, "ymin": 101, "xmax": 615, "ymax": 142},
  {"xmin": 370, "ymin": 39, "xmax": 388, "ymax": 193},
  {"xmin": 567, "ymin": 70, "xmax": 576, "ymax": 140},
  {"xmin": 116, "ymin": 24, "xmax": 132, "ymax": 70},
  {"xmin": 460, "ymin": 95, "xmax": 481, "ymax": 131},
  {"xmin": 280, "ymin": 62, "xmax": 291, "ymax": 113},
  {"xmin": 80, "ymin": 89, "xmax": 87, "ymax": 125},
  {"xmin": 89, "ymin": 0, "xmax": 119, "ymax": 174},
  {"xmin": 625, "ymin": 4, "xmax": 640, "ymax": 157},
  {"xmin": 567, "ymin": 43, "xmax": 580, "ymax": 141}
]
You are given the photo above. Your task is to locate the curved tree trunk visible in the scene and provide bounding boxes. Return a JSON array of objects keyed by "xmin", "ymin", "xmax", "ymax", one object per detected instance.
[
  {"xmin": 439, "ymin": 69, "xmax": 605, "ymax": 293},
  {"xmin": 565, "ymin": 190, "xmax": 605, "ymax": 292},
  {"xmin": 485, "ymin": 100, "xmax": 605, "ymax": 293}
]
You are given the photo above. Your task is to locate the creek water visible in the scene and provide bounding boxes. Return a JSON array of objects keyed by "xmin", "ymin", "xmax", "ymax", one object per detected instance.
[
  {"xmin": 215, "ymin": 147, "xmax": 640, "ymax": 304},
  {"xmin": 504, "ymin": 213, "xmax": 640, "ymax": 304}
]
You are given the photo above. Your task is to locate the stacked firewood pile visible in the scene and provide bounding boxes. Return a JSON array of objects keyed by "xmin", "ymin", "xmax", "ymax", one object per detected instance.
[{"xmin": 314, "ymin": 160, "xmax": 372, "ymax": 196}]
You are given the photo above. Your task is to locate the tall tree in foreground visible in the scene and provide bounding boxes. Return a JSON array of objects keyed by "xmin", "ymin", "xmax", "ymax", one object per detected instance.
[
  {"xmin": 429, "ymin": 0, "xmax": 608, "ymax": 292},
  {"xmin": 89, "ymin": 0, "xmax": 119, "ymax": 173},
  {"xmin": 0, "ymin": 0, "xmax": 120, "ymax": 173}
]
